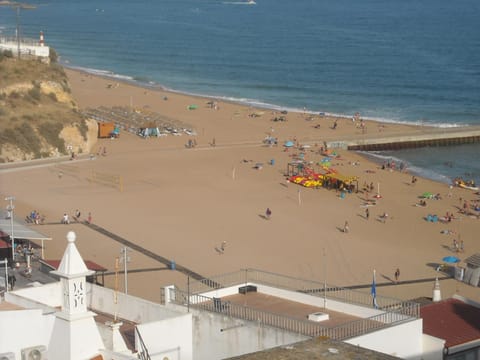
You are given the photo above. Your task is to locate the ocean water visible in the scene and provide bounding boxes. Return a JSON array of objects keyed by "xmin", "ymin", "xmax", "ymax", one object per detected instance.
[{"xmin": 1, "ymin": 0, "xmax": 479, "ymax": 185}]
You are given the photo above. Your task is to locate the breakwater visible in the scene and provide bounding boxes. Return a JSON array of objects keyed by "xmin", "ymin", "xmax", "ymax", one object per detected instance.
[{"xmin": 329, "ymin": 126, "xmax": 480, "ymax": 151}]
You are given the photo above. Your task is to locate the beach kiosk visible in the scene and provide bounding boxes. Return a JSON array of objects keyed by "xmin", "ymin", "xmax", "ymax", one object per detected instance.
[
  {"xmin": 463, "ymin": 253, "xmax": 480, "ymax": 287},
  {"xmin": 324, "ymin": 173, "xmax": 359, "ymax": 193},
  {"xmin": 39, "ymin": 259, "xmax": 107, "ymax": 286}
]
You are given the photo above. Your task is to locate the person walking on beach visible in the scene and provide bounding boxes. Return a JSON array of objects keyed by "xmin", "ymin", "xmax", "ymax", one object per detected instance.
[
  {"xmin": 394, "ymin": 268, "xmax": 400, "ymax": 283},
  {"xmin": 265, "ymin": 208, "xmax": 272, "ymax": 220},
  {"xmin": 87, "ymin": 212, "xmax": 92, "ymax": 224},
  {"xmin": 365, "ymin": 208, "xmax": 370, "ymax": 220},
  {"xmin": 343, "ymin": 221, "xmax": 349, "ymax": 233},
  {"xmin": 62, "ymin": 213, "xmax": 70, "ymax": 224}
]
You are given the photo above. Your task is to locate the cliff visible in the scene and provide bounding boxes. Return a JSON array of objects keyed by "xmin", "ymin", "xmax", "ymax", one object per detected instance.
[{"xmin": 0, "ymin": 56, "xmax": 97, "ymax": 162}]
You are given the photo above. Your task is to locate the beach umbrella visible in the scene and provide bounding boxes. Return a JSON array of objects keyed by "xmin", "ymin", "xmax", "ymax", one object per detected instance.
[
  {"xmin": 442, "ymin": 256, "xmax": 460, "ymax": 264},
  {"xmin": 284, "ymin": 141, "xmax": 294, "ymax": 147}
]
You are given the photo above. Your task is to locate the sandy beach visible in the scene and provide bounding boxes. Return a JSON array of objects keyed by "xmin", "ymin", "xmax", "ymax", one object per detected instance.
[{"xmin": 1, "ymin": 68, "xmax": 478, "ymax": 303}]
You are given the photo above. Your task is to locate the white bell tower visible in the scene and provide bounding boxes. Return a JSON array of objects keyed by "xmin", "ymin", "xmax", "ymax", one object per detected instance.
[
  {"xmin": 432, "ymin": 277, "xmax": 442, "ymax": 302},
  {"xmin": 48, "ymin": 231, "xmax": 104, "ymax": 360}
]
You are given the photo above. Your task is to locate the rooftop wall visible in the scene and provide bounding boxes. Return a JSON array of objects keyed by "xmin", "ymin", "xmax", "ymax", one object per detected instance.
[
  {"xmin": 6, "ymin": 282, "xmax": 61, "ymax": 310},
  {"xmin": 0, "ymin": 37, "xmax": 50, "ymax": 59},
  {"xmin": 88, "ymin": 283, "xmax": 182, "ymax": 323},
  {"xmin": 346, "ymin": 319, "xmax": 424, "ymax": 359},
  {"xmin": 164, "ymin": 303, "xmax": 308, "ymax": 360},
  {"xmin": 137, "ymin": 314, "xmax": 193, "ymax": 360},
  {"xmin": 0, "ymin": 308, "xmax": 54, "ymax": 359}
]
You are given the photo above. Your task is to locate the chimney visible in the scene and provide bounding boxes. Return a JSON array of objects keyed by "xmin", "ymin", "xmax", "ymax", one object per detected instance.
[{"xmin": 432, "ymin": 277, "xmax": 441, "ymax": 302}]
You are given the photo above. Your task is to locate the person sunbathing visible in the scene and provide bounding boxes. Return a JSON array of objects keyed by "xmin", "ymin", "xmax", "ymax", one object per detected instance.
[{"xmin": 417, "ymin": 200, "xmax": 427, "ymax": 207}]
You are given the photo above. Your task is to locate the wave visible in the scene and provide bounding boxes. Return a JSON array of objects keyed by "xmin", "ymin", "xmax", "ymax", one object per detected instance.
[
  {"xmin": 61, "ymin": 62, "xmax": 167, "ymax": 90},
  {"xmin": 222, "ymin": 1, "xmax": 256, "ymax": 5},
  {"xmin": 357, "ymin": 151, "xmax": 453, "ymax": 184},
  {"xmin": 60, "ymin": 62, "xmax": 472, "ymax": 129}
]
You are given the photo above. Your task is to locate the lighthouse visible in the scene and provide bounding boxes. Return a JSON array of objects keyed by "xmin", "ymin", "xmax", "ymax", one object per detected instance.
[{"xmin": 39, "ymin": 31, "xmax": 45, "ymax": 46}]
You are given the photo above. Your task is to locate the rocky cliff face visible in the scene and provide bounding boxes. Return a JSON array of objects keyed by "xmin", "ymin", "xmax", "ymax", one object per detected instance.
[{"xmin": 0, "ymin": 58, "xmax": 97, "ymax": 162}]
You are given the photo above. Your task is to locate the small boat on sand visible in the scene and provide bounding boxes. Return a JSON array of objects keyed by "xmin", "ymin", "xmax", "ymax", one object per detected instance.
[{"xmin": 454, "ymin": 178, "xmax": 479, "ymax": 191}]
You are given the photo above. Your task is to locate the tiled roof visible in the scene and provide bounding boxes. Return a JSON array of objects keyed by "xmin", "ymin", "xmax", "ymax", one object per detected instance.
[
  {"xmin": 227, "ymin": 338, "xmax": 400, "ymax": 359},
  {"xmin": 41, "ymin": 259, "xmax": 107, "ymax": 272},
  {"xmin": 421, "ymin": 298, "xmax": 480, "ymax": 348},
  {"xmin": 0, "ymin": 239, "xmax": 9, "ymax": 249}
]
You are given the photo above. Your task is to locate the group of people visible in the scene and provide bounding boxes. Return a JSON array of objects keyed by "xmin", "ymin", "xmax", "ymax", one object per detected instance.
[
  {"xmin": 61, "ymin": 210, "xmax": 92, "ymax": 224},
  {"xmin": 452, "ymin": 238, "xmax": 465, "ymax": 253},
  {"xmin": 16, "ymin": 243, "xmax": 34, "ymax": 258},
  {"xmin": 96, "ymin": 146, "xmax": 108, "ymax": 156},
  {"xmin": 186, "ymin": 139, "xmax": 197, "ymax": 148},
  {"xmin": 27, "ymin": 210, "xmax": 44, "ymax": 225},
  {"xmin": 381, "ymin": 160, "xmax": 406, "ymax": 172}
]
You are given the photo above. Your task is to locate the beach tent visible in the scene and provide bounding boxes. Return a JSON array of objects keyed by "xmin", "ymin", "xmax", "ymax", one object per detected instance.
[
  {"xmin": 98, "ymin": 122, "xmax": 116, "ymax": 138},
  {"xmin": 284, "ymin": 141, "xmax": 295, "ymax": 148},
  {"xmin": 187, "ymin": 104, "xmax": 198, "ymax": 110},
  {"xmin": 422, "ymin": 192, "xmax": 434, "ymax": 199},
  {"xmin": 138, "ymin": 127, "xmax": 160, "ymax": 138},
  {"xmin": 324, "ymin": 173, "xmax": 359, "ymax": 192}
]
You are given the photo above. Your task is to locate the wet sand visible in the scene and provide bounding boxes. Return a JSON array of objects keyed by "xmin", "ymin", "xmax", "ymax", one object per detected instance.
[{"xmin": 0, "ymin": 68, "xmax": 478, "ymax": 303}]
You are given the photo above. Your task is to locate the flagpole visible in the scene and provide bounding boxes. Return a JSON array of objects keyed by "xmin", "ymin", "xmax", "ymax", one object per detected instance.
[
  {"xmin": 323, "ymin": 248, "xmax": 327, "ymax": 308},
  {"xmin": 371, "ymin": 269, "xmax": 378, "ymax": 309}
]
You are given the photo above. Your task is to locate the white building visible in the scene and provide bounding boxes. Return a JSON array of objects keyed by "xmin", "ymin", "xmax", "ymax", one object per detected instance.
[
  {"xmin": 0, "ymin": 231, "xmax": 192, "ymax": 360},
  {"xmin": 0, "ymin": 31, "xmax": 50, "ymax": 60},
  {"xmin": 0, "ymin": 230, "xmax": 450, "ymax": 359}
]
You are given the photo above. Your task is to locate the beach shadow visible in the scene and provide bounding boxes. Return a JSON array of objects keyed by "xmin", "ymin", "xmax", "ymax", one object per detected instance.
[
  {"xmin": 441, "ymin": 244, "xmax": 453, "ymax": 252},
  {"xmin": 259, "ymin": 214, "xmax": 269, "ymax": 220},
  {"xmin": 279, "ymin": 182, "xmax": 288, "ymax": 188},
  {"xmin": 426, "ymin": 262, "xmax": 452, "ymax": 274},
  {"xmin": 336, "ymin": 226, "xmax": 346, "ymax": 233},
  {"xmin": 426, "ymin": 262, "xmax": 440, "ymax": 270},
  {"xmin": 381, "ymin": 274, "xmax": 394, "ymax": 283}
]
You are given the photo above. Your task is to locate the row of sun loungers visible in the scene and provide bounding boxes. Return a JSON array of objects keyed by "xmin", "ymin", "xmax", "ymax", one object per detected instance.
[{"xmin": 82, "ymin": 106, "xmax": 197, "ymax": 137}]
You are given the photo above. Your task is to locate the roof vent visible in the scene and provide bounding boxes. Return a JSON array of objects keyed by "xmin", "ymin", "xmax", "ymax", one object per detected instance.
[
  {"xmin": 308, "ymin": 312, "xmax": 329, "ymax": 322},
  {"xmin": 0, "ymin": 352, "xmax": 15, "ymax": 360},
  {"xmin": 21, "ymin": 345, "xmax": 47, "ymax": 360}
]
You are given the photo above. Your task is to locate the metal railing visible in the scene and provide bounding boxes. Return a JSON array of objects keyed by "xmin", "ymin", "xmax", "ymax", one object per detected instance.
[
  {"xmin": 179, "ymin": 268, "xmax": 419, "ymax": 319},
  {"xmin": 0, "ymin": 36, "xmax": 41, "ymax": 47},
  {"xmin": 135, "ymin": 327, "xmax": 151, "ymax": 360},
  {"xmin": 169, "ymin": 287, "xmax": 415, "ymax": 340}
]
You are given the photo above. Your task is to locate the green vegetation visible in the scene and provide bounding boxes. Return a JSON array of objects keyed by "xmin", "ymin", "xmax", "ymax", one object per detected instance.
[
  {"xmin": 0, "ymin": 122, "xmax": 42, "ymax": 158},
  {"xmin": 0, "ymin": 55, "xmax": 86, "ymax": 161},
  {"xmin": 38, "ymin": 122, "xmax": 66, "ymax": 153}
]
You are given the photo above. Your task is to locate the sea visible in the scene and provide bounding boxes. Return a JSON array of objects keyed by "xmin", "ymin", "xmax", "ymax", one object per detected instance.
[{"xmin": 1, "ymin": 0, "xmax": 479, "ymax": 186}]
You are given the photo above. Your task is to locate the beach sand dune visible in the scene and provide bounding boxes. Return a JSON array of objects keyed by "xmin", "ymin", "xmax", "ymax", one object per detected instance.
[{"xmin": 0, "ymin": 69, "xmax": 478, "ymax": 303}]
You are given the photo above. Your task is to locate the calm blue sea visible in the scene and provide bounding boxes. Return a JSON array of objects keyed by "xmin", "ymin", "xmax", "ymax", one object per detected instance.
[{"xmin": 1, "ymin": 0, "xmax": 479, "ymax": 185}]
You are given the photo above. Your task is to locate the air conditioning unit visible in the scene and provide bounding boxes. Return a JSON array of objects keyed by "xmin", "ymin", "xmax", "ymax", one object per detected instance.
[
  {"xmin": 0, "ymin": 352, "xmax": 15, "ymax": 360},
  {"xmin": 21, "ymin": 346, "xmax": 47, "ymax": 360}
]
